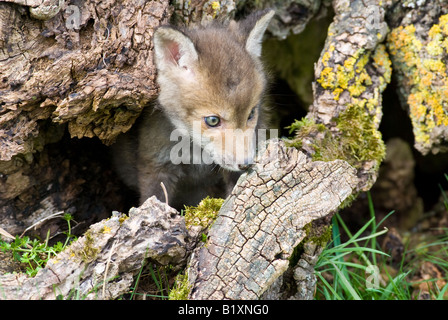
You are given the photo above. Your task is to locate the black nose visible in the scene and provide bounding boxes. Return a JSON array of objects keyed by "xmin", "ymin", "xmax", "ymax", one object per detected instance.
[{"xmin": 238, "ymin": 164, "xmax": 252, "ymax": 171}]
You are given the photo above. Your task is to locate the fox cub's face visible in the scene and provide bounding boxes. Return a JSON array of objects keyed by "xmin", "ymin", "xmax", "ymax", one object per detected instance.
[{"xmin": 153, "ymin": 10, "xmax": 274, "ymax": 171}]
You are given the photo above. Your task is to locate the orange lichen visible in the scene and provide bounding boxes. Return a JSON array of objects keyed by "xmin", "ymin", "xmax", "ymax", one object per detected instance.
[{"xmin": 387, "ymin": 14, "xmax": 448, "ymax": 151}]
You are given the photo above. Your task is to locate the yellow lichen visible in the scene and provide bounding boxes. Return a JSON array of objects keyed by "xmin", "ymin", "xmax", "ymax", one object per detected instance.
[
  {"xmin": 211, "ymin": 1, "xmax": 220, "ymax": 18},
  {"xmin": 332, "ymin": 87, "xmax": 344, "ymax": 101},
  {"xmin": 422, "ymin": 59, "xmax": 445, "ymax": 73},
  {"xmin": 102, "ymin": 226, "xmax": 111, "ymax": 234},
  {"xmin": 372, "ymin": 44, "xmax": 392, "ymax": 91},
  {"xmin": 387, "ymin": 14, "xmax": 448, "ymax": 151},
  {"xmin": 348, "ymin": 83, "xmax": 366, "ymax": 97},
  {"xmin": 335, "ymin": 64, "xmax": 353, "ymax": 89},
  {"xmin": 317, "ymin": 67, "xmax": 335, "ymax": 89},
  {"xmin": 442, "ymin": 38, "xmax": 448, "ymax": 51},
  {"xmin": 355, "ymin": 51, "xmax": 369, "ymax": 72},
  {"xmin": 69, "ymin": 230, "xmax": 99, "ymax": 263},
  {"xmin": 440, "ymin": 14, "xmax": 448, "ymax": 34},
  {"xmin": 211, "ymin": 1, "xmax": 220, "ymax": 10},
  {"xmin": 344, "ymin": 56, "xmax": 357, "ymax": 70},
  {"xmin": 317, "ymin": 46, "xmax": 389, "ymax": 104},
  {"xmin": 322, "ymin": 51, "xmax": 331, "ymax": 67},
  {"xmin": 427, "ymin": 39, "xmax": 444, "ymax": 56},
  {"xmin": 118, "ymin": 214, "xmax": 128, "ymax": 225}
]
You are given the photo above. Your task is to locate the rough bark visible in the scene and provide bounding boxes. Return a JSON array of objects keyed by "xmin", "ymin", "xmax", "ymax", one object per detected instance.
[
  {"xmin": 0, "ymin": 197, "xmax": 189, "ymax": 300},
  {"xmin": 302, "ymin": 0, "xmax": 391, "ymax": 192},
  {"xmin": 0, "ymin": 0, "xmax": 174, "ymax": 237},
  {"xmin": 170, "ymin": 0, "xmax": 327, "ymax": 39},
  {"xmin": 385, "ymin": 0, "xmax": 448, "ymax": 155},
  {"xmin": 0, "ymin": 140, "xmax": 356, "ymax": 300},
  {"xmin": 187, "ymin": 140, "xmax": 357, "ymax": 299},
  {"xmin": 0, "ymin": 0, "xmax": 170, "ymax": 159},
  {"xmin": 1, "ymin": 0, "xmax": 446, "ymax": 301}
]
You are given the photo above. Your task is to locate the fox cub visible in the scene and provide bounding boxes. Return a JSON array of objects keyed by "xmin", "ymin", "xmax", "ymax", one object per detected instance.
[{"xmin": 113, "ymin": 10, "xmax": 275, "ymax": 209}]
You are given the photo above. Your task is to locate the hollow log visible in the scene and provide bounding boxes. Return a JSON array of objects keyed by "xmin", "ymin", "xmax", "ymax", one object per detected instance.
[
  {"xmin": 0, "ymin": 140, "xmax": 357, "ymax": 300},
  {"xmin": 1, "ymin": 0, "xmax": 447, "ymax": 301}
]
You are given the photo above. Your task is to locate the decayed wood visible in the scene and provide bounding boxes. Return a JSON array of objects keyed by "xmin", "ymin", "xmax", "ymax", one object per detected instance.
[
  {"xmin": 386, "ymin": 0, "xmax": 448, "ymax": 155},
  {"xmin": 187, "ymin": 140, "xmax": 357, "ymax": 299},
  {"xmin": 304, "ymin": 0, "xmax": 391, "ymax": 192},
  {"xmin": 261, "ymin": 240, "xmax": 324, "ymax": 300},
  {"xmin": 0, "ymin": 0, "xmax": 172, "ymax": 239},
  {"xmin": 2, "ymin": 0, "xmax": 446, "ymax": 301},
  {"xmin": 0, "ymin": 0, "xmax": 170, "ymax": 162},
  {"xmin": 0, "ymin": 197, "xmax": 190, "ymax": 299},
  {"xmin": 170, "ymin": 0, "xmax": 324, "ymax": 40},
  {"xmin": 0, "ymin": 140, "xmax": 356, "ymax": 300}
]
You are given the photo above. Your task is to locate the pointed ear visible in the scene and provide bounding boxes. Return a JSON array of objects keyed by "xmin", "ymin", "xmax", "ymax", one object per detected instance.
[
  {"xmin": 153, "ymin": 27, "xmax": 198, "ymax": 70},
  {"xmin": 240, "ymin": 9, "xmax": 275, "ymax": 58}
]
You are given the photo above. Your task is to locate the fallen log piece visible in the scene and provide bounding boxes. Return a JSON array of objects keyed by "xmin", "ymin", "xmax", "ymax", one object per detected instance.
[
  {"xmin": 187, "ymin": 139, "xmax": 358, "ymax": 299},
  {"xmin": 0, "ymin": 197, "xmax": 190, "ymax": 300},
  {"xmin": 0, "ymin": 139, "xmax": 357, "ymax": 300}
]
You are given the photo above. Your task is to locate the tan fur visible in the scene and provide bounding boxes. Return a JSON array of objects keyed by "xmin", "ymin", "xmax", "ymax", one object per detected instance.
[{"xmin": 113, "ymin": 10, "xmax": 275, "ymax": 209}]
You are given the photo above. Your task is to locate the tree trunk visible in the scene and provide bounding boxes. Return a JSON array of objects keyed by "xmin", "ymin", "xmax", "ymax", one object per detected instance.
[
  {"xmin": 386, "ymin": 0, "xmax": 448, "ymax": 155},
  {"xmin": 0, "ymin": 0, "xmax": 171, "ymax": 237},
  {"xmin": 1, "ymin": 0, "xmax": 447, "ymax": 300}
]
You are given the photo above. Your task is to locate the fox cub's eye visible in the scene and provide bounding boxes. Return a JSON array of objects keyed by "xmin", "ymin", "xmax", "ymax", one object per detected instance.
[
  {"xmin": 204, "ymin": 116, "xmax": 221, "ymax": 127},
  {"xmin": 248, "ymin": 108, "xmax": 256, "ymax": 121}
]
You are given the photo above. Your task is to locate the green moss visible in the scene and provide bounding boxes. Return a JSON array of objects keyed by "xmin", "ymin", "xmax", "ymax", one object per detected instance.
[
  {"xmin": 286, "ymin": 117, "xmax": 326, "ymax": 136},
  {"xmin": 303, "ymin": 222, "xmax": 333, "ymax": 248},
  {"xmin": 168, "ymin": 271, "xmax": 191, "ymax": 300},
  {"xmin": 286, "ymin": 110, "xmax": 385, "ymax": 171},
  {"xmin": 285, "ymin": 110, "xmax": 385, "ymax": 210},
  {"xmin": 336, "ymin": 103, "xmax": 386, "ymax": 166},
  {"xmin": 183, "ymin": 197, "xmax": 224, "ymax": 230},
  {"xmin": 286, "ymin": 39, "xmax": 390, "ymax": 172},
  {"xmin": 338, "ymin": 192, "xmax": 359, "ymax": 210},
  {"xmin": 289, "ymin": 222, "xmax": 332, "ymax": 267},
  {"xmin": 285, "ymin": 118, "xmax": 331, "ymax": 155},
  {"xmin": 70, "ymin": 230, "xmax": 99, "ymax": 263}
]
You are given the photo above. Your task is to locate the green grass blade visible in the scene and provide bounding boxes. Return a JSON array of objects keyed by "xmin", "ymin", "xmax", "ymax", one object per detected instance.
[
  {"xmin": 436, "ymin": 282, "xmax": 448, "ymax": 300},
  {"xmin": 367, "ymin": 192, "xmax": 377, "ymax": 265},
  {"xmin": 316, "ymin": 271, "xmax": 343, "ymax": 300},
  {"xmin": 331, "ymin": 262, "xmax": 361, "ymax": 300}
]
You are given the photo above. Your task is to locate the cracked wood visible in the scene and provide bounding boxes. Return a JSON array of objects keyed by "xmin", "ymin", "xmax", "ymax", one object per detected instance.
[{"xmin": 188, "ymin": 139, "xmax": 357, "ymax": 299}]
